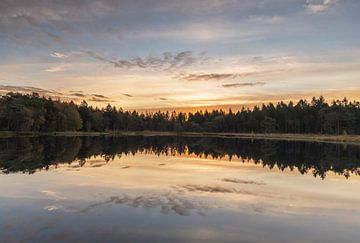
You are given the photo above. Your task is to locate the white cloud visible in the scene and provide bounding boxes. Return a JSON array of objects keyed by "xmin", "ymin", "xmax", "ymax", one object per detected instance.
[
  {"xmin": 305, "ymin": 0, "xmax": 337, "ymax": 14},
  {"xmin": 50, "ymin": 52, "xmax": 68, "ymax": 58},
  {"xmin": 40, "ymin": 190, "xmax": 67, "ymax": 200},
  {"xmin": 249, "ymin": 15, "xmax": 285, "ymax": 24},
  {"xmin": 45, "ymin": 63, "xmax": 71, "ymax": 72},
  {"xmin": 44, "ymin": 205, "xmax": 64, "ymax": 211}
]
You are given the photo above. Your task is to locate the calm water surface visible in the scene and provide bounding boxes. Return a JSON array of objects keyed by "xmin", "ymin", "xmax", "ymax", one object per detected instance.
[{"xmin": 0, "ymin": 136, "xmax": 360, "ymax": 243}]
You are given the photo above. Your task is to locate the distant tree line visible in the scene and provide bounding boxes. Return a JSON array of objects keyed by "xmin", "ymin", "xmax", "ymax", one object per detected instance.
[
  {"xmin": 1, "ymin": 92, "xmax": 360, "ymax": 134},
  {"xmin": 1, "ymin": 136, "xmax": 359, "ymax": 178}
]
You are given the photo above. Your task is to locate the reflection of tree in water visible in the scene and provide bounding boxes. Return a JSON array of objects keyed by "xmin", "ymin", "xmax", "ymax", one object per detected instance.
[
  {"xmin": 0, "ymin": 136, "xmax": 359, "ymax": 178},
  {"xmin": 0, "ymin": 136, "xmax": 82, "ymax": 174}
]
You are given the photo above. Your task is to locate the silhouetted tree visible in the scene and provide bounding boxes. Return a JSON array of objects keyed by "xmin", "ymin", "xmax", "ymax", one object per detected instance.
[{"xmin": 1, "ymin": 93, "xmax": 360, "ymax": 134}]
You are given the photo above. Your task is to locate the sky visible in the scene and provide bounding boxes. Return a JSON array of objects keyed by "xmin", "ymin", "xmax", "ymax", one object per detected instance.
[{"xmin": 0, "ymin": 0, "xmax": 359, "ymax": 111}]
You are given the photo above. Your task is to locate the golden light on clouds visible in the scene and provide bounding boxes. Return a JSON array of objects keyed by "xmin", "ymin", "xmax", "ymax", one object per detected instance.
[{"xmin": 0, "ymin": 0, "xmax": 359, "ymax": 111}]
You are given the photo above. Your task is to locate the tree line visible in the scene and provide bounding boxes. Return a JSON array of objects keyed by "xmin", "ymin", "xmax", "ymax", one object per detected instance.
[{"xmin": 1, "ymin": 92, "xmax": 360, "ymax": 134}]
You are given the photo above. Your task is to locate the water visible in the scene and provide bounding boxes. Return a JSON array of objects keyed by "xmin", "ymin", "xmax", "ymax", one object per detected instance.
[{"xmin": 0, "ymin": 136, "xmax": 359, "ymax": 243}]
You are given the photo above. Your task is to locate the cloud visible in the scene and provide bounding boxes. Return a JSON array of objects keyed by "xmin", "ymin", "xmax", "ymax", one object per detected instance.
[
  {"xmin": 70, "ymin": 92, "xmax": 114, "ymax": 102},
  {"xmin": 90, "ymin": 97, "xmax": 113, "ymax": 102},
  {"xmin": 0, "ymin": 1, "xmax": 259, "ymax": 48},
  {"xmin": 44, "ymin": 63, "xmax": 71, "ymax": 72},
  {"xmin": 305, "ymin": 0, "xmax": 337, "ymax": 13},
  {"xmin": 179, "ymin": 71, "xmax": 270, "ymax": 82},
  {"xmin": 122, "ymin": 93, "xmax": 134, "ymax": 97},
  {"xmin": 89, "ymin": 96, "xmax": 114, "ymax": 102},
  {"xmin": 65, "ymin": 90, "xmax": 112, "ymax": 101},
  {"xmin": 81, "ymin": 50, "xmax": 208, "ymax": 70},
  {"xmin": 0, "ymin": 85, "xmax": 114, "ymax": 103},
  {"xmin": 50, "ymin": 52, "xmax": 68, "ymax": 58},
  {"xmin": 249, "ymin": 15, "xmax": 284, "ymax": 24},
  {"xmin": 16, "ymin": 15, "xmax": 66, "ymax": 46},
  {"xmin": 70, "ymin": 93, "xmax": 86, "ymax": 97},
  {"xmin": 0, "ymin": 85, "xmax": 62, "ymax": 96},
  {"xmin": 93, "ymin": 94, "xmax": 110, "ymax": 99},
  {"xmin": 221, "ymin": 82, "xmax": 266, "ymax": 88},
  {"xmin": 251, "ymin": 55, "xmax": 294, "ymax": 64}
]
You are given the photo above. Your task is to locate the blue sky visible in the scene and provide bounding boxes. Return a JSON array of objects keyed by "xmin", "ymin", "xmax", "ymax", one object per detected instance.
[{"xmin": 0, "ymin": 0, "xmax": 359, "ymax": 110}]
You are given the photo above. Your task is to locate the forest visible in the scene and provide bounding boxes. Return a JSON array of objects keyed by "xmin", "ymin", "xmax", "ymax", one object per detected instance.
[{"xmin": 0, "ymin": 92, "xmax": 360, "ymax": 134}]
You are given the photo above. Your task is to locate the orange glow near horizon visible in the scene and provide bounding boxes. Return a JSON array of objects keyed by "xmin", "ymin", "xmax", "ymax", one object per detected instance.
[{"xmin": 0, "ymin": 1, "xmax": 359, "ymax": 111}]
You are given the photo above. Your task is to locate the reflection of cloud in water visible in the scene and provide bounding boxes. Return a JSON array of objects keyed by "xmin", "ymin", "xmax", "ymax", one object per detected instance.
[
  {"xmin": 180, "ymin": 184, "xmax": 257, "ymax": 196},
  {"xmin": 40, "ymin": 190, "xmax": 67, "ymax": 200},
  {"xmin": 221, "ymin": 178, "xmax": 266, "ymax": 186},
  {"xmin": 40, "ymin": 190, "xmax": 275, "ymax": 218},
  {"xmin": 251, "ymin": 204, "xmax": 266, "ymax": 214},
  {"xmin": 44, "ymin": 205, "xmax": 64, "ymax": 211},
  {"xmin": 54, "ymin": 159, "xmax": 109, "ymax": 171},
  {"xmin": 78, "ymin": 192, "xmax": 210, "ymax": 216}
]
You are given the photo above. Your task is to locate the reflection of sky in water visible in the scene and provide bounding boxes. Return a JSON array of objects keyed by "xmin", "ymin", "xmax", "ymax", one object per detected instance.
[{"xmin": 1, "ymin": 153, "xmax": 360, "ymax": 242}]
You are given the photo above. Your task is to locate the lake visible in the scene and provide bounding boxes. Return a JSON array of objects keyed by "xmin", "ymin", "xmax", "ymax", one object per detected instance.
[{"xmin": 0, "ymin": 135, "xmax": 360, "ymax": 243}]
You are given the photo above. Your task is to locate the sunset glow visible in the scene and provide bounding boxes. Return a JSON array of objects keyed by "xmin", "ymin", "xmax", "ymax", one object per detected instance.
[{"xmin": 1, "ymin": 0, "xmax": 359, "ymax": 110}]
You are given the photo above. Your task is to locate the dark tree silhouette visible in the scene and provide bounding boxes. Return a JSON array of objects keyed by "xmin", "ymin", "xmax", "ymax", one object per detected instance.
[{"xmin": 1, "ymin": 92, "xmax": 360, "ymax": 134}]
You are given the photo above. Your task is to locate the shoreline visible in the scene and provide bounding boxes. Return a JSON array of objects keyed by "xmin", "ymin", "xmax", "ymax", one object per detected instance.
[{"xmin": 1, "ymin": 130, "xmax": 360, "ymax": 145}]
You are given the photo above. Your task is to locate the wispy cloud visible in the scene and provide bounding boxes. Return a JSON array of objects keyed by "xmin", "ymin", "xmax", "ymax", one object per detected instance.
[
  {"xmin": 249, "ymin": 15, "xmax": 284, "ymax": 24},
  {"xmin": 122, "ymin": 93, "xmax": 134, "ymax": 97},
  {"xmin": 305, "ymin": 0, "xmax": 337, "ymax": 14},
  {"xmin": 18, "ymin": 16, "xmax": 66, "ymax": 46},
  {"xmin": 81, "ymin": 50, "xmax": 208, "ymax": 70},
  {"xmin": 69, "ymin": 92, "xmax": 114, "ymax": 102},
  {"xmin": 93, "ymin": 94, "xmax": 110, "ymax": 99},
  {"xmin": 0, "ymin": 85, "xmax": 114, "ymax": 103},
  {"xmin": 221, "ymin": 82, "xmax": 266, "ymax": 88},
  {"xmin": 50, "ymin": 52, "xmax": 69, "ymax": 59},
  {"xmin": 179, "ymin": 71, "xmax": 270, "ymax": 81},
  {"xmin": 90, "ymin": 97, "xmax": 114, "ymax": 102},
  {"xmin": 44, "ymin": 63, "xmax": 71, "ymax": 72},
  {"xmin": 70, "ymin": 93, "xmax": 86, "ymax": 97},
  {"xmin": 0, "ymin": 85, "xmax": 62, "ymax": 96}
]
